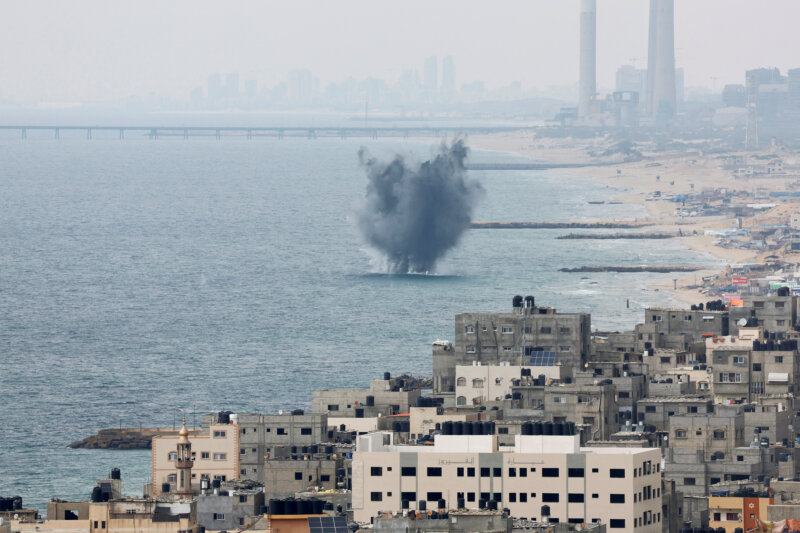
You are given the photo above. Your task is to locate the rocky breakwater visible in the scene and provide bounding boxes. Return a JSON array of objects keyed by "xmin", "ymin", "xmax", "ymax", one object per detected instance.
[
  {"xmin": 69, "ymin": 427, "xmax": 176, "ymax": 449},
  {"xmin": 560, "ymin": 265, "xmax": 702, "ymax": 273}
]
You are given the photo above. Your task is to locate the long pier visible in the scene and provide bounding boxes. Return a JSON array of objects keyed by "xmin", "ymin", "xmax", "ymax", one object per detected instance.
[{"xmin": 0, "ymin": 124, "xmax": 532, "ymax": 140}]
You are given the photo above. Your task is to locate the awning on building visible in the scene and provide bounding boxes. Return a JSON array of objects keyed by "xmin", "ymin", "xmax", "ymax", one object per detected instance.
[{"xmin": 768, "ymin": 372, "xmax": 789, "ymax": 383}]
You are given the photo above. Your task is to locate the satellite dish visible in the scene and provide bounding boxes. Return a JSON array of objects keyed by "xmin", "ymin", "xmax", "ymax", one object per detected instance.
[{"xmin": 738, "ymin": 318, "xmax": 748, "ymax": 327}]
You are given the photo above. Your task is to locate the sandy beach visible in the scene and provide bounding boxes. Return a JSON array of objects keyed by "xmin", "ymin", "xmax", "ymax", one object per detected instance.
[{"xmin": 468, "ymin": 131, "xmax": 800, "ymax": 306}]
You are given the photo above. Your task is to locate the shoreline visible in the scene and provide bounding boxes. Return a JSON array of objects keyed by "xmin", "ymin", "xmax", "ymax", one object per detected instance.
[{"xmin": 465, "ymin": 132, "xmax": 797, "ymax": 307}]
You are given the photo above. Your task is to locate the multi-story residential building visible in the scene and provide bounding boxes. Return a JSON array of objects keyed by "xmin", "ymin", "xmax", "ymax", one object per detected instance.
[
  {"xmin": 453, "ymin": 296, "xmax": 591, "ymax": 369},
  {"xmin": 196, "ymin": 481, "xmax": 264, "ymax": 531},
  {"xmin": 313, "ymin": 376, "xmax": 421, "ymax": 417},
  {"xmin": 636, "ymin": 397, "xmax": 714, "ymax": 432},
  {"xmin": 151, "ymin": 421, "xmax": 239, "ymax": 496},
  {"xmin": 576, "ymin": 363, "xmax": 649, "ymax": 423},
  {"xmin": 351, "ymin": 431, "xmax": 663, "ymax": 531},
  {"xmin": 729, "ymin": 293, "xmax": 797, "ymax": 334},
  {"xmin": 455, "ymin": 363, "xmax": 567, "ymax": 406},
  {"xmin": 199, "ymin": 411, "xmax": 329, "ymax": 483},
  {"xmin": 508, "ymin": 382, "xmax": 619, "ymax": 440},
  {"xmin": 14, "ymin": 500, "xmax": 197, "ymax": 533},
  {"xmin": 636, "ymin": 306, "xmax": 729, "ymax": 354},
  {"xmin": 708, "ymin": 492, "xmax": 772, "ymax": 533},
  {"xmin": 263, "ymin": 455, "xmax": 343, "ymax": 499}
]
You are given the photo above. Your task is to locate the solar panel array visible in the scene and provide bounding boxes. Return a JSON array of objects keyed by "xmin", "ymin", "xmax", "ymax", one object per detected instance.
[
  {"xmin": 308, "ymin": 516, "xmax": 348, "ymax": 533},
  {"xmin": 529, "ymin": 351, "xmax": 556, "ymax": 366}
]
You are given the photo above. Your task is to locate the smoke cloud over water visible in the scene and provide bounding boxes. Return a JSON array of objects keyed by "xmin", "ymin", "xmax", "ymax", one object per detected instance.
[{"xmin": 356, "ymin": 139, "xmax": 484, "ymax": 274}]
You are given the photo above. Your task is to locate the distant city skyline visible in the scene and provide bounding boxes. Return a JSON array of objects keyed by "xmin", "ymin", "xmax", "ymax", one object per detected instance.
[{"xmin": 1, "ymin": 0, "xmax": 799, "ymax": 106}]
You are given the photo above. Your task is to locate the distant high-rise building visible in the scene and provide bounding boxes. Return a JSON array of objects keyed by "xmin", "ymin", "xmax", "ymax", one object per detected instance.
[
  {"xmin": 646, "ymin": 0, "xmax": 676, "ymax": 119},
  {"xmin": 675, "ymin": 67, "xmax": 685, "ymax": 103},
  {"xmin": 615, "ymin": 65, "xmax": 647, "ymax": 97},
  {"xmin": 244, "ymin": 80, "xmax": 258, "ymax": 100},
  {"xmin": 423, "ymin": 56, "xmax": 438, "ymax": 103},
  {"xmin": 578, "ymin": 0, "xmax": 596, "ymax": 118},
  {"xmin": 207, "ymin": 73, "xmax": 222, "ymax": 103},
  {"xmin": 289, "ymin": 70, "xmax": 315, "ymax": 104},
  {"xmin": 441, "ymin": 56, "xmax": 456, "ymax": 102},
  {"xmin": 225, "ymin": 72, "xmax": 240, "ymax": 99}
]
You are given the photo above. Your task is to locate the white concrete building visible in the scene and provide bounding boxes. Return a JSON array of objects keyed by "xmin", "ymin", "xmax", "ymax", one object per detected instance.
[
  {"xmin": 455, "ymin": 364, "xmax": 567, "ymax": 406},
  {"xmin": 352, "ymin": 432, "xmax": 662, "ymax": 532}
]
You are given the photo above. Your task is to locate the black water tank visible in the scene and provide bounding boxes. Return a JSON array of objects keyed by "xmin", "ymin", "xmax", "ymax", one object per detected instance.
[
  {"xmin": 716, "ymin": 528, "xmax": 726, "ymax": 533},
  {"xmin": 291, "ymin": 409, "xmax": 304, "ymax": 415},
  {"xmin": 91, "ymin": 487, "xmax": 103, "ymax": 502},
  {"xmin": 543, "ymin": 421, "xmax": 554, "ymax": 435},
  {"xmin": 384, "ymin": 372, "xmax": 391, "ymax": 380},
  {"xmin": 310, "ymin": 445, "xmax": 318, "ymax": 454},
  {"xmin": 454, "ymin": 421, "xmax": 464, "ymax": 435},
  {"xmin": 478, "ymin": 499, "xmax": 487, "ymax": 509},
  {"xmin": 442, "ymin": 421, "xmax": 453, "ymax": 435},
  {"xmin": 269, "ymin": 499, "xmax": 281, "ymax": 515},
  {"xmin": 438, "ymin": 499, "xmax": 446, "ymax": 510},
  {"xmin": 513, "ymin": 295, "xmax": 523, "ymax": 307},
  {"xmin": 366, "ymin": 396, "xmax": 375, "ymax": 407},
  {"xmin": 489, "ymin": 421, "xmax": 496, "ymax": 435},
  {"xmin": 554, "ymin": 422, "xmax": 564, "ymax": 435},
  {"xmin": 418, "ymin": 500, "xmax": 427, "ymax": 511},
  {"xmin": 533, "ymin": 422, "xmax": 543, "ymax": 435},
  {"xmin": 392, "ymin": 422, "xmax": 401, "ymax": 432},
  {"xmin": 567, "ymin": 421, "xmax": 576, "ymax": 435},
  {"xmin": 284, "ymin": 499, "xmax": 297, "ymax": 515},
  {"xmin": 525, "ymin": 295, "xmax": 535, "ymax": 307},
  {"xmin": 463, "ymin": 421, "xmax": 474, "ymax": 435},
  {"xmin": 110, "ymin": 468, "xmax": 121, "ymax": 480},
  {"xmin": 488, "ymin": 500, "xmax": 498, "ymax": 510},
  {"xmin": 402, "ymin": 421, "xmax": 410, "ymax": 432},
  {"xmin": 212, "ymin": 478, "xmax": 221, "ymax": 489}
]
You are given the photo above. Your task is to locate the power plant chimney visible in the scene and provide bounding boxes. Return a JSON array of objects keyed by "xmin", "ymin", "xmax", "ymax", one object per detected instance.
[
  {"xmin": 646, "ymin": 0, "xmax": 676, "ymax": 120},
  {"xmin": 578, "ymin": 0, "xmax": 596, "ymax": 119}
]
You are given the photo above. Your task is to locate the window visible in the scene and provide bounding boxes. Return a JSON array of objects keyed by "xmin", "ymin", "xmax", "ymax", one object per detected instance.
[
  {"xmin": 427, "ymin": 467, "xmax": 442, "ymax": 477},
  {"xmin": 467, "ymin": 492, "xmax": 475, "ymax": 502},
  {"xmin": 213, "ymin": 453, "xmax": 227, "ymax": 460},
  {"xmin": 609, "ymin": 469, "xmax": 625, "ymax": 478},
  {"xmin": 370, "ymin": 492, "xmax": 382, "ymax": 502},
  {"xmin": 456, "ymin": 377, "xmax": 466, "ymax": 387},
  {"xmin": 520, "ymin": 493, "xmax": 528, "ymax": 502},
  {"xmin": 777, "ymin": 320, "xmax": 786, "ymax": 327},
  {"xmin": 457, "ymin": 467, "xmax": 464, "ymax": 477},
  {"xmin": 568, "ymin": 493, "xmax": 584, "ymax": 503},
  {"xmin": 213, "ymin": 430, "xmax": 226, "ymax": 438},
  {"xmin": 401, "ymin": 467, "xmax": 416, "ymax": 476},
  {"xmin": 753, "ymin": 363, "xmax": 762, "ymax": 372},
  {"xmin": 503, "ymin": 346, "xmax": 512, "ymax": 352},
  {"xmin": 559, "ymin": 346, "xmax": 571, "ymax": 352},
  {"xmin": 240, "ymin": 448, "xmax": 246, "ymax": 456},
  {"xmin": 239, "ymin": 495, "xmax": 248, "ymax": 503},
  {"xmin": 720, "ymin": 373, "xmax": 742, "ymax": 383},
  {"xmin": 509, "ymin": 468, "xmax": 516, "ymax": 477},
  {"xmin": 776, "ymin": 301, "xmax": 786, "ymax": 308},
  {"xmin": 401, "ymin": 491, "xmax": 416, "ymax": 502},
  {"xmin": 553, "ymin": 396, "xmax": 566, "ymax": 404},
  {"xmin": 213, "ymin": 514, "xmax": 225, "ymax": 521},
  {"xmin": 480, "ymin": 467, "xmax": 490, "ymax": 477},
  {"xmin": 559, "ymin": 327, "xmax": 571, "ymax": 334},
  {"xmin": 675, "ymin": 429, "xmax": 687, "ymax": 439},
  {"xmin": 201, "ymin": 452, "xmax": 209, "ymax": 459},
  {"xmin": 301, "ymin": 427, "xmax": 312, "ymax": 435},
  {"xmin": 568, "ymin": 468, "xmax": 585, "ymax": 477},
  {"xmin": 493, "ymin": 467, "xmax": 502, "ymax": 476},
  {"xmin": 776, "ymin": 356, "xmax": 784, "ymax": 363},
  {"xmin": 618, "ymin": 391, "xmax": 630, "ymax": 398},
  {"xmin": 520, "ymin": 468, "xmax": 527, "ymax": 477},
  {"xmin": 754, "ymin": 301, "xmax": 764, "ymax": 309},
  {"xmin": 456, "ymin": 396, "xmax": 466, "ymax": 406},
  {"xmin": 277, "ymin": 428, "xmax": 287, "ymax": 435},
  {"xmin": 467, "ymin": 467, "xmax": 475, "ymax": 477},
  {"xmin": 684, "ymin": 477, "xmax": 696, "ymax": 485},
  {"xmin": 542, "ymin": 468, "xmax": 559, "ymax": 477},
  {"xmin": 320, "ymin": 475, "xmax": 330, "ymax": 482},
  {"xmin": 645, "ymin": 405, "xmax": 656, "ymax": 413},
  {"xmin": 498, "ymin": 427, "xmax": 509, "ymax": 434},
  {"xmin": 167, "ymin": 474, "xmax": 176, "ymax": 483},
  {"xmin": 502, "ymin": 327, "xmax": 513, "ymax": 334},
  {"xmin": 727, "ymin": 513, "xmax": 738, "ymax": 521},
  {"xmin": 542, "ymin": 493, "xmax": 559, "ymax": 502},
  {"xmin": 371, "ymin": 467, "xmax": 382, "ymax": 476},
  {"xmin": 652, "ymin": 315, "xmax": 662, "ymax": 322},
  {"xmin": 509, "ymin": 493, "xmax": 517, "ymax": 503},
  {"xmin": 610, "ymin": 494, "xmax": 625, "ymax": 503},
  {"xmin": 472, "ymin": 379, "xmax": 484, "ymax": 388},
  {"xmin": 427, "ymin": 492, "xmax": 443, "ymax": 501},
  {"xmin": 684, "ymin": 315, "xmax": 692, "ymax": 321},
  {"xmin": 733, "ymin": 356, "xmax": 746, "ymax": 365},
  {"xmin": 466, "ymin": 346, "xmax": 476, "ymax": 353},
  {"xmin": 168, "ymin": 452, "xmax": 177, "ymax": 461},
  {"xmin": 540, "ymin": 327, "xmax": 552, "ymax": 334},
  {"xmin": 465, "ymin": 326, "xmax": 475, "ymax": 333},
  {"xmin": 610, "ymin": 519, "xmax": 625, "ymax": 529},
  {"xmin": 713, "ymin": 430, "xmax": 726, "ymax": 440},
  {"xmin": 295, "ymin": 472, "xmax": 303, "ymax": 480}
]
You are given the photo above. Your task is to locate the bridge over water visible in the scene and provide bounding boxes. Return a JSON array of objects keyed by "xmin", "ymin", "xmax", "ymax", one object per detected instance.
[{"xmin": 0, "ymin": 124, "xmax": 533, "ymax": 140}]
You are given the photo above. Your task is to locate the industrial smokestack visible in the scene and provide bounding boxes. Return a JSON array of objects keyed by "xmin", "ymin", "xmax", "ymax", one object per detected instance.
[
  {"xmin": 578, "ymin": 0, "xmax": 596, "ymax": 119},
  {"xmin": 647, "ymin": 0, "xmax": 676, "ymax": 120}
]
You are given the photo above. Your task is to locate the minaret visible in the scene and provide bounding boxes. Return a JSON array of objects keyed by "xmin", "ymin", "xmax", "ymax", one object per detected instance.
[{"xmin": 174, "ymin": 416, "xmax": 194, "ymax": 497}]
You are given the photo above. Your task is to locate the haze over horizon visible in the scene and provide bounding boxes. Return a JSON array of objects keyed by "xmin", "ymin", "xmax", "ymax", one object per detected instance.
[{"xmin": 3, "ymin": 0, "xmax": 800, "ymax": 106}]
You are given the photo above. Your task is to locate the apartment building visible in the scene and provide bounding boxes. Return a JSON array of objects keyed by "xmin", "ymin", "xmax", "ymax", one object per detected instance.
[
  {"xmin": 453, "ymin": 296, "xmax": 591, "ymax": 369},
  {"xmin": 313, "ymin": 376, "xmax": 421, "ymax": 417},
  {"xmin": 708, "ymin": 493, "xmax": 772, "ymax": 533},
  {"xmin": 636, "ymin": 397, "xmax": 713, "ymax": 432},
  {"xmin": 455, "ymin": 363, "xmax": 567, "ymax": 406},
  {"xmin": 151, "ymin": 423, "xmax": 239, "ymax": 496},
  {"xmin": 351, "ymin": 431, "xmax": 663, "ymax": 532},
  {"xmin": 508, "ymin": 382, "xmax": 619, "ymax": 440},
  {"xmin": 729, "ymin": 293, "xmax": 797, "ymax": 334}
]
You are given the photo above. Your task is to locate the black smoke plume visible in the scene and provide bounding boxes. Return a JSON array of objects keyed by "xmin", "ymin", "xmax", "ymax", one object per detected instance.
[{"xmin": 357, "ymin": 139, "xmax": 483, "ymax": 273}]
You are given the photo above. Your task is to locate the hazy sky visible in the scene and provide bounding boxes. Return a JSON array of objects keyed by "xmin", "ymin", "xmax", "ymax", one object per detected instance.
[{"xmin": 3, "ymin": 0, "xmax": 799, "ymax": 104}]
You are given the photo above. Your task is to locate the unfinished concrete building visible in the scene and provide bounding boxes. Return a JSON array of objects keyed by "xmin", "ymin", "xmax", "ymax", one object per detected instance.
[{"xmin": 312, "ymin": 375, "xmax": 421, "ymax": 417}]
